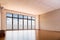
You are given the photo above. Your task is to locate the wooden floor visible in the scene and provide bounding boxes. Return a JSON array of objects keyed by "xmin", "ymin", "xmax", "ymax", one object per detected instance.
[
  {"xmin": 1, "ymin": 30, "xmax": 60, "ymax": 40},
  {"xmin": 0, "ymin": 37, "xmax": 5, "ymax": 40}
]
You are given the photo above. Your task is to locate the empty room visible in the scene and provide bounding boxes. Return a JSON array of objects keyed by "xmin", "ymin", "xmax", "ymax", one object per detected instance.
[{"xmin": 0, "ymin": 0, "xmax": 60, "ymax": 40}]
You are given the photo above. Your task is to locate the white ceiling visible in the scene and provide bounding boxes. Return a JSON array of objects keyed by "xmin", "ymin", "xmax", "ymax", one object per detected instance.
[{"xmin": 0, "ymin": 0, "xmax": 60, "ymax": 15}]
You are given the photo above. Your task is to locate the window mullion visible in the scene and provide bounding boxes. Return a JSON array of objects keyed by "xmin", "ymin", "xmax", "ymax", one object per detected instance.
[
  {"xmin": 18, "ymin": 15, "xmax": 19, "ymax": 30},
  {"xmin": 27, "ymin": 16, "xmax": 28, "ymax": 30},
  {"xmin": 23, "ymin": 15, "xmax": 24, "ymax": 30},
  {"xmin": 31, "ymin": 17, "xmax": 32, "ymax": 30},
  {"xmin": 12, "ymin": 14, "xmax": 13, "ymax": 30}
]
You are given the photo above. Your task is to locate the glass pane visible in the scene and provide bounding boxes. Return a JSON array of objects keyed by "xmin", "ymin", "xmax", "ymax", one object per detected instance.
[
  {"xmin": 19, "ymin": 19, "xmax": 23, "ymax": 29},
  {"xmin": 28, "ymin": 20, "xmax": 31, "ymax": 29},
  {"xmin": 32, "ymin": 20, "xmax": 35, "ymax": 29},
  {"xmin": 24, "ymin": 19, "xmax": 27, "ymax": 29},
  {"xmin": 13, "ymin": 14, "xmax": 18, "ymax": 18},
  {"xmin": 19, "ymin": 15, "xmax": 23, "ymax": 18},
  {"xmin": 32, "ymin": 17, "xmax": 35, "ymax": 20},
  {"xmin": 24, "ymin": 16, "xmax": 27, "ymax": 19},
  {"xmin": 28, "ymin": 16, "xmax": 31, "ymax": 19},
  {"xmin": 13, "ymin": 18, "xmax": 18, "ymax": 29},
  {"xmin": 6, "ymin": 13, "xmax": 12, "ymax": 17},
  {"xmin": 7, "ymin": 18, "xmax": 12, "ymax": 29}
]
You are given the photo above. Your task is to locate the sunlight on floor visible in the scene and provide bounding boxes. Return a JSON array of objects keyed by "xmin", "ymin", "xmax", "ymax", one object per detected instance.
[{"xmin": 5, "ymin": 30, "xmax": 36, "ymax": 40}]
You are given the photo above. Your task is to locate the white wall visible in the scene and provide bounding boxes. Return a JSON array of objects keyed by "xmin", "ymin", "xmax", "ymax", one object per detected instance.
[{"xmin": 40, "ymin": 9, "xmax": 60, "ymax": 31}]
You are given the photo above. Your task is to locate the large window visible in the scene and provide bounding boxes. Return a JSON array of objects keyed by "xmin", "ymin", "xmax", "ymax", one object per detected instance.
[{"xmin": 6, "ymin": 13, "xmax": 35, "ymax": 30}]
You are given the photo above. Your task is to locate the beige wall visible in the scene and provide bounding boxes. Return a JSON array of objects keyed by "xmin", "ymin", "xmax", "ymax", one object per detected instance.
[
  {"xmin": 39, "ymin": 9, "xmax": 60, "ymax": 40},
  {"xmin": 40, "ymin": 9, "xmax": 60, "ymax": 31},
  {"xmin": 1, "ymin": 9, "xmax": 6, "ymax": 30},
  {"xmin": 0, "ymin": 5, "xmax": 1, "ymax": 30},
  {"xmin": 0, "ymin": 4, "xmax": 6, "ymax": 30},
  {"xmin": 36, "ymin": 15, "xmax": 40, "ymax": 29}
]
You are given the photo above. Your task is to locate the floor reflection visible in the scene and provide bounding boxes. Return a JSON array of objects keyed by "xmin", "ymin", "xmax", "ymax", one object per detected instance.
[{"xmin": 5, "ymin": 30, "xmax": 36, "ymax": 40}]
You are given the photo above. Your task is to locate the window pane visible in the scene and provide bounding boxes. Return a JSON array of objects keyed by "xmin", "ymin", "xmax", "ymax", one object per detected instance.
[
  {"xmin": 24, "ymin": 16, "xmax": 27, "ymax": 19},
  {"xmin": 28, "ymin": 20, "xmax": 31, "ymax": 29},
  {"xmin": 24, "ymin": 19, "xmax": 27, "ymax": 29},
  {"xmin": 32, "ymin": 20, "xmax": 35, "ymax": 29},
  {"xmin": 13, "ymin": 14, "xmax": 18, "ymax": 18},
  {"xmin": 19, "ymin": 15, "xmax": 23, "ymax": 18},
  {"xmin": 32, "ymin": 17, "xmax": 35, "ymax": 20},
  {"xmin": 13, "ymin": 18, "xmax": 18, "ymax": 29},
  {"xmin": 19, "ymin": 19, "xmax": 23, "ymax": 29},
  {"xmin": 28, "ymin": 16, "xmax": 31, "ymax": 19},
  {"xmin": 6, "ymin": 13, "xmax": 12, "ymax": 17},
  {"xmin": 7, "ymin": 18, "xmax": 12, "ymax": 29}
]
